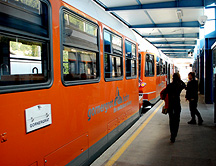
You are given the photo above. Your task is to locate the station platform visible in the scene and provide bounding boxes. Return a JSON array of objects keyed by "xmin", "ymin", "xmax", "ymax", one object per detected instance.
[{"xmin": 91, "ymin": 90, "xmax": 216, "ymax": 166}]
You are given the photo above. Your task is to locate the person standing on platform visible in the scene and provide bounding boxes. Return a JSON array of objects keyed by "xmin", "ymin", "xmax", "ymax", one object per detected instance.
[
  {"xmin": 161, "ymin": 73, "xmax": 186, "ymax": 143},
  {"xmin": 186, "ymin": 72, "xmax": 203, "ymax": 125}
]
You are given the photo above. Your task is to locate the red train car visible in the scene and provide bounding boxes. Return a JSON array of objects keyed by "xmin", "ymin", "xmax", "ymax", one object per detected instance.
[
  {"xmin": 139, "ymin": 51, "xmax": 168, "ymax": 106},
  {"xmin": 0, "ymin": 0, "xmax": 140, "ymax": 165}
]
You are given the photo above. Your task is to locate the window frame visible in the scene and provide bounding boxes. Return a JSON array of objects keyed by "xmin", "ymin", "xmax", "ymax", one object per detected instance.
[
  {"xmin": 145, "ymin": 54, "xmax": 155, "ymax": 77},
  {"xmin": 0, "ymin": 0, "xmax": 53, "ymax": 94},
  {"xmin": 60, "ymin": 7, "xmax": 101, "ymax": 86},
  {"xmin": 125, "ymin": 39, "xmax": 137, "ymax": 80},
  {"xmin": 103, "ymin": 29, "xmax": 123, "ymax": 82}
]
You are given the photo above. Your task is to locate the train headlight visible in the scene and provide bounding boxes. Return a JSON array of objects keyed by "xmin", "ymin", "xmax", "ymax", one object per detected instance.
[{"xmin": 140, "ymin": 82, "xmax": 147, "ymax": 88}]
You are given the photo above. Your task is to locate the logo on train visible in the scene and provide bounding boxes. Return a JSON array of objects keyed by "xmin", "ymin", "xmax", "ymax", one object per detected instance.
[{"xmin": 88, "ymin": 87, "xmax": 131, "ymax": 121}]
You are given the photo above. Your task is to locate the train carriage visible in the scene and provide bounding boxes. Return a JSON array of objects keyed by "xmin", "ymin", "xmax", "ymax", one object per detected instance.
[
  {"xmin": 0, "ymin": 0, "xmax": 140, "ymax": 165},
  {"xmin": 139, "ymin": 51, "xmax": 171, "ymax": 106}
]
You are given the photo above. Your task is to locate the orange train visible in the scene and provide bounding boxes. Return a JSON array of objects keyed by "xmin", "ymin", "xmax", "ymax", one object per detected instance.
[
  {"xmin": 0, "ymin": 0, "xmax": 173, "ymax": 165},
  {"xmin": 0, "ymin": 0, "xmax": 140, "ymax": 165},
  {"xmin": 138, "ymin": 52, "xmax": 174, "ymax": 106}
]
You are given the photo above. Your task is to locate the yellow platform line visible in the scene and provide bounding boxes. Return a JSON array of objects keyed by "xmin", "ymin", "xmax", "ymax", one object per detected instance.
[{"xmin": 105, "ymin": 102, "xmax": 164, "ymax": 166}]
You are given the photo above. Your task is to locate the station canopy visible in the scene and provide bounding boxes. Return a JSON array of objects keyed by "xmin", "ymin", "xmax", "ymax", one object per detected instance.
[{"xmin": 93, "ymin": 0, "xmax": 216, "ymax": 58}]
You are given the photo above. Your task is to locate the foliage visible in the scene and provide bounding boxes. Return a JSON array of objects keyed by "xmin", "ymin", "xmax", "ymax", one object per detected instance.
[
  {"xmin": 10, "ymin": 41, "xmax": 41, "ymax": 57},
  {"xmin": 64, "ymin": 13, "xmax": 97, "ymax": 36},
  {"xmin": 12, "ymin": 0, "xmax": 39, "ymax": 10},
  {"xmin": 63, "ymin": 50, "xmax": 69, "ymax": 74}
]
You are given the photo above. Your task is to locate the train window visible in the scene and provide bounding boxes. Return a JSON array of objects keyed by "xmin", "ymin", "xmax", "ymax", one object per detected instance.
[
  {"xmin": 62, "ymin": 10, "xmax": 99, "ymax": 85},
  {"xmin": 145, "ymin": 54, "xmax": 154, "ymax": 77},
  {"xmin": 0, "ymin": 0, "xmax": 51, "ymax": 93},
  {"xmin": 104, "ymin": 30, "xmax": 123, "ymax": 80},
  {"xmin": 125, "ymin": 40, "xmax": 137, "ymax": 79}
]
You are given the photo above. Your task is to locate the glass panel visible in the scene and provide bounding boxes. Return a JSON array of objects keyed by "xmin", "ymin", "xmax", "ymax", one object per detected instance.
[
  {"xmin": 104, "ymin": 53, "xmax": 111, "ymax": 78},
  {"xmin": 150, "ymin": 55, "xmax": 154, "ymax": 76},
  {"xmin": 10, "ymin": 40, "xmax": 42, "ymax": 75},
  {"xmin": 0, "ymin": 0, "xmax": 48, "ymax": 37},
  {"xmin": 112, "ymin": 34, "xmax": 122, "ymax": 54},
  {"xmin": 7, "ymin": 0, "xmax": 40, "ymax": 14},
  {"xmin": 132, "ymin": 60, "xmax": 136, "ymax": 76},
  {"xmin": 138, "ymin": 53, "xmax": 141, "ymax": 78},
  {"xmin": 160, "ymin": 59, "xmax": 163, "ymax": 75},
  {"xmin": 145, "ymin": 61, "xmax": 149, "ymax": 76},
  {"xmin": 63, "ymin": 46, "xmax": 98, "ymax": 81},
  {"xmin": 126, "ymin": 59, "xmax": 131, "ymax": 77},
  {"xmin": 125, "ymin": 41, "xmax": 131, "ymax": 58},
  {"xmin": 63, "ymin": 12, "xmax": 98, "ymax": 51},
  {"xmin": 163, "ymin": 64, "xmax": 166, "ymax": 75},
  {"xmin": 105, "ymin": 53, "xmax": 122, "ymax": 78},
  {"xmin": 157, "ymin": 63, "xmax": 160, "ymax": 75},
  {"xmin": 125, "ymin": 40, "xmax": 136, "ymax": 78},
  {"xmin": 149, "ymin": 62, "xmax": 154, "ymax": 75},
  {"xmin": 0, "ymin": 35, "xmax": 48, "ymax": 86},
  {"xmin": 104, "ymin": 31, "xmax": 111, "ymax": 53},
  {"xmin": 111, "ymin": 56, "xmax": 122, "ymax": 77},
  {"xmin": 132, "ymin": 44, "xmax": 136, "ymax": 58}
]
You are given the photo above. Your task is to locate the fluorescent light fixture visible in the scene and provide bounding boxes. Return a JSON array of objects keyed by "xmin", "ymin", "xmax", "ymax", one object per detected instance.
[
  {"xmin": 198, "ymin": 15, "xmax": 208, "ymax": 26},
  {"xmin": 176, "ymin": 9, "xmax": 183, "ymax": 20}
]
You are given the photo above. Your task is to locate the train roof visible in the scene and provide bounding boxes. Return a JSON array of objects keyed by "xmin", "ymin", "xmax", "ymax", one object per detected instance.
[{"xmin": 63, "ymin": 0, "xmax": 137, "ymax": 42}]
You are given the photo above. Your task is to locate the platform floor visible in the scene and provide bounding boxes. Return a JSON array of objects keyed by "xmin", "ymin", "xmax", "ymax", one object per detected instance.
[{"xmin": 91, "ymin": 90, "xmax": 216, "ymax": 166}]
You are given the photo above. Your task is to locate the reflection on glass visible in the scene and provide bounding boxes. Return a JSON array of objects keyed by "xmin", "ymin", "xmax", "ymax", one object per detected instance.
[
  {"xmin": 111, "ymin": 56, "xmax": 122, "ymax": 77},
  {"xmin": 132, "ymin": 44, "xmax": 136, "ymax": 58},
  {"xmin": 132, "ymin": 60, "xmax": 136, "ymax": 76},
  {"xmin": 126, "ymin": 59, "xmax": 131, "ymax": 77},
  {"xmin": 8, "ymin": 0, "xmax": 40, "ymax": 13},
  {"xmin": 64, "ymin": 12, "xmax": 97, "ymax": 37},
  {"xmin": 104, "ymin": 32, "xmax": 111, "ymax": 53},
  {"xmin": 63, "ymin": 12, "xmax": 98, "ymax": 51},
  {"xmin": 63, "ymin": 46, "xmax": 98, "ymax": 81},
  {"xmin": 0, "ymin": 35, "xmax": 48, "ymax": 86},
  {"xmin": 112, "ymin": 35, "xmax": 122, "ymax": 53}
]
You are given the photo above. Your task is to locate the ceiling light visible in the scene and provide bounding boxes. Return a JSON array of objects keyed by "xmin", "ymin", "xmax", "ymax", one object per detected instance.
[
  {"xmin": 198, "ymin": 15, "xmax": 208, "ymax": 26},
  {"xmin": 176, "ymin": 9, "xmax": 183, "ymax": 20}
]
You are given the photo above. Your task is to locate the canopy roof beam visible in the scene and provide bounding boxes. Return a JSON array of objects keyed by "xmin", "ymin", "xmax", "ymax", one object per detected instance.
[
  {"xmin": 152, "ymin": 41, "xmax": 197, "ymax": 45},
  {"xmin": 143, "ymin": 33, "xmax": 199, "ymax": 38},
  {"xmin": 129, "ymin": 21, "xmax": 200, "ymax": 28},
  {"xmin": 161, "ymin": 50, "xmax": 192, "ymax": 52}
]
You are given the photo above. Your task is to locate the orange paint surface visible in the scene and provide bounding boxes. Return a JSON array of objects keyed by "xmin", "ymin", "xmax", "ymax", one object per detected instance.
[{"xmin": 0, "ymin": 1, "xmax": 139, "ymax": 165}]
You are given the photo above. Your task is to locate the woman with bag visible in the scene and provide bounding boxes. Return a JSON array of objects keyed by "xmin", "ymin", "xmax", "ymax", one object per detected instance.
[{"xmin": 160, "ymin": 73, "xmax": 186, "ymax": 143}]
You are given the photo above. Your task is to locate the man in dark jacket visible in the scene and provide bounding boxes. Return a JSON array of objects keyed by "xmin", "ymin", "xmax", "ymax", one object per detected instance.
[{"xmin": 185, "ymin": 72, "xmax": 203, "ymax": 125}]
